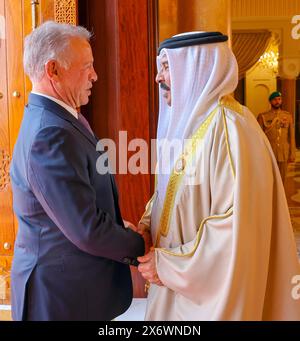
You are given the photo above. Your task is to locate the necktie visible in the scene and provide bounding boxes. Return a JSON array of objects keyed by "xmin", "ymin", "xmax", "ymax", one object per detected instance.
[{"xmin": 77, "ymin": 112, "xmax": 94, "ymax": 136}]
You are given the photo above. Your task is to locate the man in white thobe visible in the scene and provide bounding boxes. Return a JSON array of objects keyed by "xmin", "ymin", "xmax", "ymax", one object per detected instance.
[{"xmin": 137, "ymin": 32, "xmax": 300, "ymax": 321}]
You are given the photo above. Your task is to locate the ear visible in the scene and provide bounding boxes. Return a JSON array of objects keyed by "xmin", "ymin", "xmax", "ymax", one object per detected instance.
[{"xmin": 44, "ymin": 60, "xmax": 59, "ymax": 81}]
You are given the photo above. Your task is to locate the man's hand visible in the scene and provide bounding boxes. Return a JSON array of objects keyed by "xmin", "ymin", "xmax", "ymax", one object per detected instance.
[
  {"xmin": 137, "ymin": 250, "xmax": 163, "ymax": 286},
  {"xmin": 123, "ymin": 220, "xmax": 138, "ymax": 232},
  {"xmin": 289, "ymin": 157, "xmax": 296, "ymax": 163},
  {"xmin": 137, "ymin": 222, "xmax": 148, "ymax": 234},
  {"xmin": 138, "ymin": 223, "xmax": 153, "ymax": 254}
]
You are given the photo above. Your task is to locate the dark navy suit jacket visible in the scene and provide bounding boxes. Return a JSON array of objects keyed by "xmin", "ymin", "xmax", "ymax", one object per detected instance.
[{"xmin": 10, "ymin": 94, "xmax": 144, "ymax": 321}]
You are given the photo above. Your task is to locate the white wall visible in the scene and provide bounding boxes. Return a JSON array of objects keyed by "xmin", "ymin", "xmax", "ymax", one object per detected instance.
[{"xmin": 245, "ymin": 59, "xmax": 277, "ymax": 117}]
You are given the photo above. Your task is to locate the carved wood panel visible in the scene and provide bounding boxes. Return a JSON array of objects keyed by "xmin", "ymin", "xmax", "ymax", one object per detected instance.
[
  {"xmin": 0, "ymin": 149, "xmax": 10, "ymax": 192},
  {"xmin": 54, "ymin": 0, "xmax": 77, "ymax": 24},
  {"xmin": 0, "ymin": 256, "xmax": 12, "ymax": 304}
]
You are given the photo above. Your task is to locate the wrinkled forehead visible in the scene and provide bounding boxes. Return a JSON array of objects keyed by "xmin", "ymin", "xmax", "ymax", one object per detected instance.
[{"xmin": 157, "ymin": 52, "xmax": 170, "ymax": 75}]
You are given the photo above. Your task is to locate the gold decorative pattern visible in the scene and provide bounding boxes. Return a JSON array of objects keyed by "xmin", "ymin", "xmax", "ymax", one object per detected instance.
[
  {"xmin": 155, "ymin": 106, "xmax": 219, "ymax": 246},
  {"xmin": 155, "ymin": 97, "xmax": 240, "ymax": 249},
  {"xmin": 157, "ymin": 207, "xmax": 233, "ymax": 257},
  {"xmin": 54, "ymin": 0, "xmax": 77, "ymax": 25},
  {"xmin": 0, "ymin": 149, "xmax": 10, "ymax": 192},
  {"xmin": 222, "ymin": 107, "xmax": 236, "ymax": 180},
  {"xmin": 219, "ymin": 95, "xmax": 243, "ymax": 115},
  {"xmin": 0, "ymin": 257, "xmax": 12, "ymax": 303}
]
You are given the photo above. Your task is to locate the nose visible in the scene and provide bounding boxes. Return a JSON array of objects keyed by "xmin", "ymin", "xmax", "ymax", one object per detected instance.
[
  {"xmin": 91, "ymin": 66, "xmax": 98, "ymax": 83},
  {"xmin": 156, "ymin": 69, "xmax": 164, "ymax": 84}
]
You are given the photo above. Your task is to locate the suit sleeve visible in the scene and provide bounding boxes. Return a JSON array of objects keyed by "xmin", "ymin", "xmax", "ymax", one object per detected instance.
[{"xmin": 27, "ymin": 126, "xmax": 144, "ymax": 263}]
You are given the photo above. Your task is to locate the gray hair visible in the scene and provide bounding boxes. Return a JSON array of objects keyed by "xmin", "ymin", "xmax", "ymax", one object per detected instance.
[{"xmin": 23, "ymin": 21, "xmax": 92, "ymax": 81}]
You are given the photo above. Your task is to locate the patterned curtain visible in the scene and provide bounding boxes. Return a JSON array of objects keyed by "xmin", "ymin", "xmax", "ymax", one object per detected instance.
[{"xmin": 232, "ymin": 30, "xmax": 272, "ymax": 80}]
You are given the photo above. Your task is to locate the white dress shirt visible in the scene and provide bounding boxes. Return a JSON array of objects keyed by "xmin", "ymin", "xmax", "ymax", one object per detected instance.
[{"xmin": 31, "ymin": 91, "xmax": 78, "ymax": 119}]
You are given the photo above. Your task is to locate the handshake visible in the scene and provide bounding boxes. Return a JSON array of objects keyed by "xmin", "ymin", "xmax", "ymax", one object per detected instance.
[{"xmin": 123, "ymin": 220, "xmax": 163, "ymax": 287}]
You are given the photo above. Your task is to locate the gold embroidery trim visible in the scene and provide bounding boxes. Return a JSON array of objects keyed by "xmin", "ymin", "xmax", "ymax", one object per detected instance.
[
  {"xmin": 219, "ymin": 95, "xmax": 243, "ymax": 115},
  {"xmin": 222, "ymin": 106, "xmax": 236, "ymax": 179},
  {"xmin": 155, "ymin": 106, "xmax": 218, "ymax": 247},
  {"xmin": 156, "ymin": 207, "xmax": 233, "ymax": 257},
  {"xmin": 155, "ymin": 95, "xmax": 239, "ymax": 248}
]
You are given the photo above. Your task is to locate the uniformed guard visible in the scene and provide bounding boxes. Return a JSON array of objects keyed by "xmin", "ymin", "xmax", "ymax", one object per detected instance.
[{"xmin": 257, "ymin": 91, "xmax": 296, "ymax": 183}]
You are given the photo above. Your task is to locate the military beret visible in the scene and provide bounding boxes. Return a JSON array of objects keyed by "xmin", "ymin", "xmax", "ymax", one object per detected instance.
[{"xmin": 269, "ymin": 91, "xmax": 282, "ymax": 101}]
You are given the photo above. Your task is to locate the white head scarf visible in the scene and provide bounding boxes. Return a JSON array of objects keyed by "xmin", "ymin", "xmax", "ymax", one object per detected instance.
[{"xmin": 156, "ymin": 32, "xmax": 239, "ymax": 200}]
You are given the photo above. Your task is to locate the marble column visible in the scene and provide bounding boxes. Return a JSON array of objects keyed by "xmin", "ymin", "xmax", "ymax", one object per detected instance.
[
  {"xmin": 279, "ymin": 56, "xmax": 300, "ymax": 118},
  {"xmin": 281, "ymin": 78, "xmax": 296, "ymax": 118}
]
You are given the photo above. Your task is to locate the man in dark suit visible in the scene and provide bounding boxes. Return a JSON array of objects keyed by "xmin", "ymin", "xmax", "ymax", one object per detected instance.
[{"xmin": 10, "ymin": 21, "xmax": 145, "ymax": 321}]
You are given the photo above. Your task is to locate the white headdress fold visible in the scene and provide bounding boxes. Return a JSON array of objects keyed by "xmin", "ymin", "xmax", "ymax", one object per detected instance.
[{"xmin": 156, "ymin": 34, "xmax": 238, "ymax": 200}]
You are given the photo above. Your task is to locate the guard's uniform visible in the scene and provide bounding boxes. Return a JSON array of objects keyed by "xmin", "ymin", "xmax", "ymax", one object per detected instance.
[{"xmin": 257, "ymin": 109, "xmax": 296, "ymax": 182}]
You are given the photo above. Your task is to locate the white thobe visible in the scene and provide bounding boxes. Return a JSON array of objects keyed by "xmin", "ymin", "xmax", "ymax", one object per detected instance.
[{"xmin": 140, "ymin": 96, "xmax": 300, "ymax": 321}]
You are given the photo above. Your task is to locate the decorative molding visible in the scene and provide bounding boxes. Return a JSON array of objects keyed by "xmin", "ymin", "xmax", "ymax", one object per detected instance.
[
  {"xmin": 232, "ymin": 0, "xmax": 300, "ymax": 18},
  {"xmin": 0, "ymin": 149, "xmax": 10, "ymax": 192},
  {"xmin": 0, "ymin": 257, "xmax": 12, "ymax": 302},
  {"xmin": 54, "ymin": 0, "xmax": 77, "ymax": 25},
  {"xmin": 279, "ymin": 57, "xmax": 300, "ymax": 79}
]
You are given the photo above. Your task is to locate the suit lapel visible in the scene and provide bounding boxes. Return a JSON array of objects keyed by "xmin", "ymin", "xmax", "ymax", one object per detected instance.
[{"xmin": 28, "ymin": 93, "xmax": 98, "ymax": 147}]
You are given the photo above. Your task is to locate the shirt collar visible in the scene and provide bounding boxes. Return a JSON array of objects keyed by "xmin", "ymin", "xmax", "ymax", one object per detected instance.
[{"xmin": 31, "ymin": 91, "xmax": 78, "ymax": 119}]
